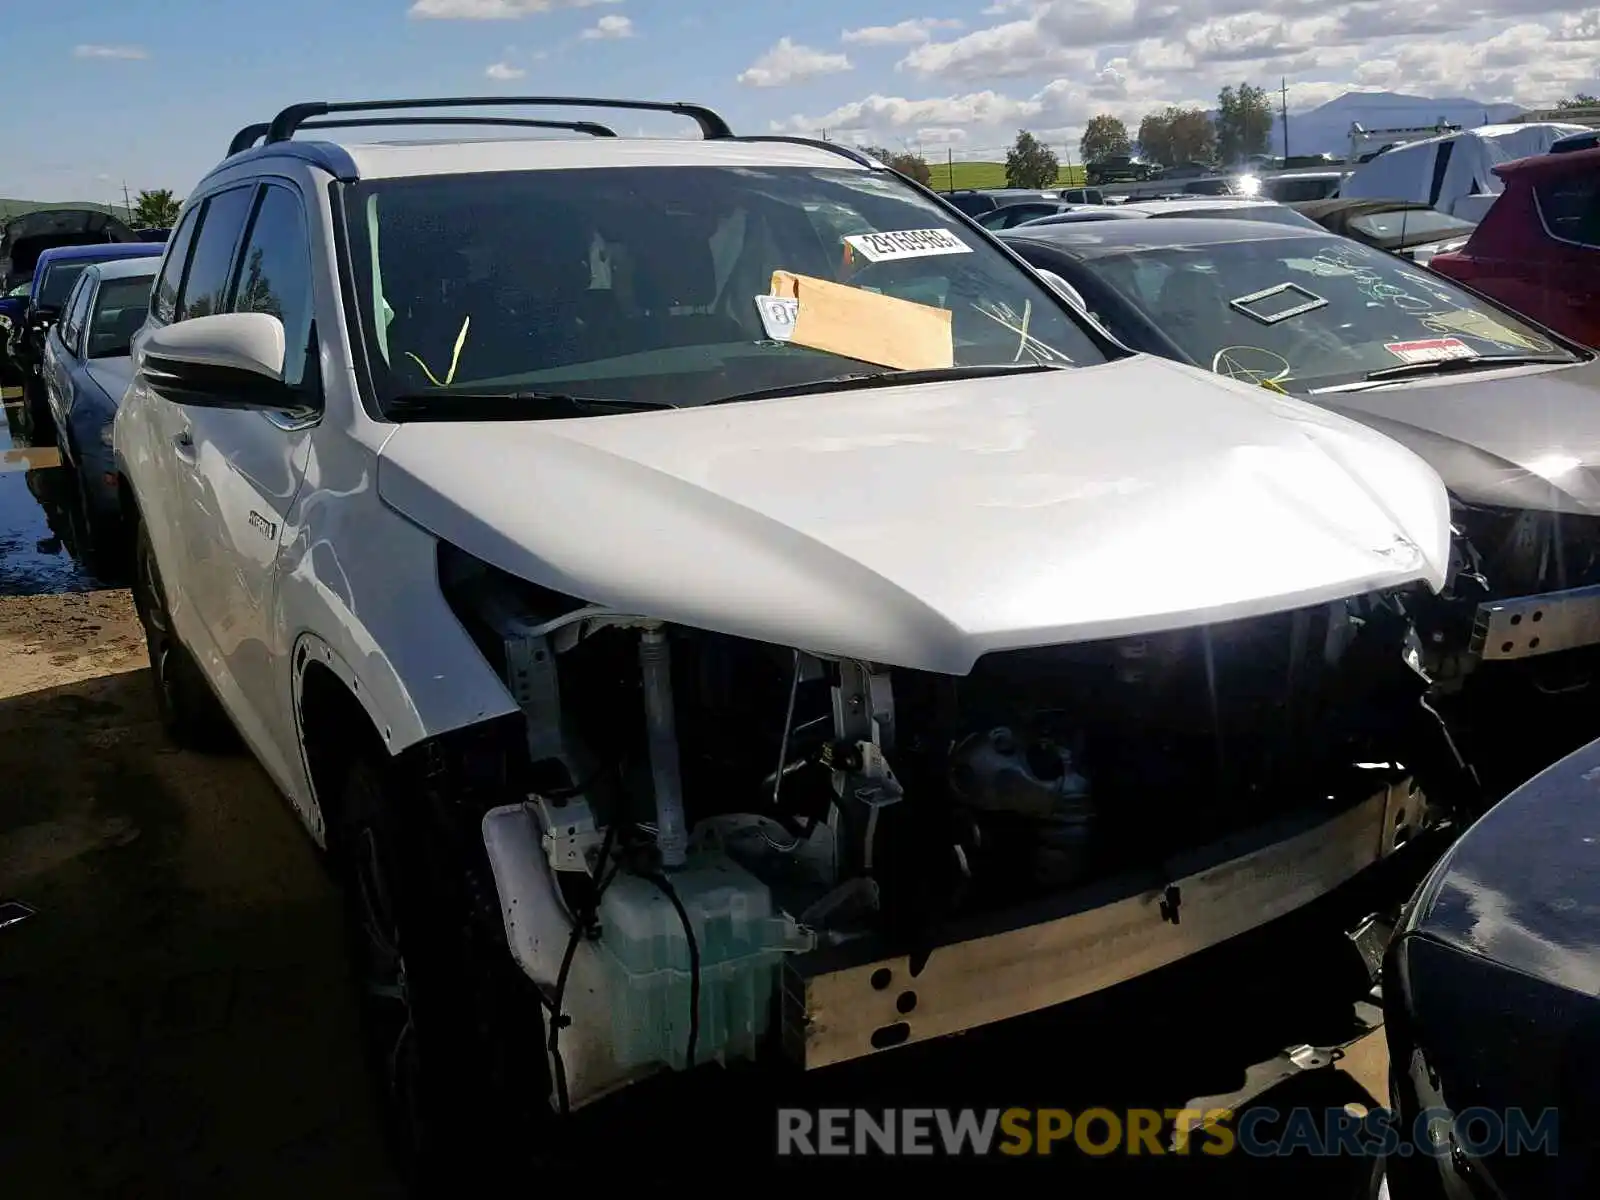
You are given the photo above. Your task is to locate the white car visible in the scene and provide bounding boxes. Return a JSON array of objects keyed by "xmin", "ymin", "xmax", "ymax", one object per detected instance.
[{"xmin": 116, "ymin": 96, "xmax": 1467, "ymax": 1178}]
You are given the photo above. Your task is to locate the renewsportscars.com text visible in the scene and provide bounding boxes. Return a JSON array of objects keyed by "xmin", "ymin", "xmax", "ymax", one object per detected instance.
[{"xmin": 776, "ymin": 1106, "xmax": 1559, "ymax": 1158}]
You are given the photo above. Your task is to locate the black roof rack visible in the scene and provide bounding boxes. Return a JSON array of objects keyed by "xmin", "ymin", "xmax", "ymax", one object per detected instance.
[
  {"xmin": 728, "ymin": 136, "xmax": 882, "ymax": 170},
  {"xmin": 227, "ymin": 115, "xmax": 618, "ymax": 157},
  {"xmin": 256, "ymin": 96, "xmax": 733, "ymax": 147}
]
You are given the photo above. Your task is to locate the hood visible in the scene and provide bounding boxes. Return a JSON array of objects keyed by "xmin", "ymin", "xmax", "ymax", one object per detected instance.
[
  {"xmin": 377, "ymin": 356, "xmax": 1452, "ymax": 674},
  {"xmin": 83, "ymin": 358, "xmax": 135, "ymax": 406},
  {"xmin": 1316, "ymin": 358, "xmax": 1600, "ymax": 516},
  {"xmin": 1407, "ymin": 734, "xmax": 1600, "ymax": 996},
  {"xmin": 0, "ymin": 208, "xmax": 137, "ymax": 284}
]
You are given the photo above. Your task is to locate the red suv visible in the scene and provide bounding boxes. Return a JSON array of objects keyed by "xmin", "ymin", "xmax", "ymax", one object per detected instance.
[{"xmin": 1429, "ymin": 145, "xmax": 1600, "ymax": 347}]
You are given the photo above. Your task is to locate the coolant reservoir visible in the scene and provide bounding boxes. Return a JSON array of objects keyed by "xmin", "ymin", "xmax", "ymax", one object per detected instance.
[{"xmin": 595, "ymin": 852, "xmax": 797, "ymax": 1072}]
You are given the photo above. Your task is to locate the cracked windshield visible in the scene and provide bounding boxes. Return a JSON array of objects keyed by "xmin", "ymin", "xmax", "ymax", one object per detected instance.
[
  {"xmin": 1085, "ymin": 234, "xmax": 1578, "ymax": 390},
  {"xmin": 346, "ymin": 166, "xmax": 1107, "ymax": 411}
]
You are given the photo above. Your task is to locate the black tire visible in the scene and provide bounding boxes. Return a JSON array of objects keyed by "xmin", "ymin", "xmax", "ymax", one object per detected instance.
[
  {"xmin": 131, "ymin": 518, "xmax": 237, "ymax": 752},
  {"xmin": 334, "ymin": 756, "xmax": 556, "ymax": 1192},
  {"xmin": 20, "ymin": 375, "xmax": 51, "ymax": 445},
  {"xmin": 61, "ymin": 431, "xmax": 131, "ymax": 584}
]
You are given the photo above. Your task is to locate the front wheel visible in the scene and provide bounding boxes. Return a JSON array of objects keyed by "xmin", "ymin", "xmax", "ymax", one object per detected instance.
[
  {"xmin": 131, "ymin": 519, "xmax": 236, "ymax": 752},
  {"xmin": 334, "ymin": 756, "xmax": 556, "ymax": 1191}
]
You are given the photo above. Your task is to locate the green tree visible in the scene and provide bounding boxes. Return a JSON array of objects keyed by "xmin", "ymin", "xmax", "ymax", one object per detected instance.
[
  {"xmin": 132, "ymin": 188, "xmax": 181, "ymax": 227},
  {"xmin": 859, "ymin": 145, "xmax": 932, "ymax": 185},
  {"xmin": 235, "ymin": 247, "xmax": 282, "ymax": 319},
  {"xmin": 1079, "ymin": 114, "xmax": 1132, "ymax": 163},
  {"xmin": 1004, "ymin": 129, "xmax": 1060, "ymax": 188},
  {"xmin": 1556, "ymin": 93, "xmax": 1599, "ymax": 109},
  {"xmin": 1216, "ymin": 83, "xmax": 1274, "ymax": 165},
  {"xmin": 1137, "ymin": 106, "xmax": 1217, "ymax": 167}
]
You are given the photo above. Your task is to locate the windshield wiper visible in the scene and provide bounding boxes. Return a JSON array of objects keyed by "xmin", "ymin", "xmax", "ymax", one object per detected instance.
[
  {"xmin": 701, "ymin": 361, "xmax": 1068, "ymax": 407},
  {"xmin": 385, "ymin": 391, "xmax": 676, "ymax": 421},
  {"xmin": 1311, "ymin": 353, "xmax": 1576, "ymax": 392}
]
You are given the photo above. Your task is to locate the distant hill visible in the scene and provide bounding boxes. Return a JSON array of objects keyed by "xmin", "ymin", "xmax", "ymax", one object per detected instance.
[
  {"xmin": 0, "ymin": 199, "xmax": 136, "ymax": 224},
  {"xmin": 1270, "ymin": 92, "xmax": 1528, "ymax": 158}
]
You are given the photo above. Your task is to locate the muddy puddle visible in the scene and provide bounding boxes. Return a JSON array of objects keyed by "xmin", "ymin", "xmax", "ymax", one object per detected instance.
[{"xmin": 0, "ymin": 387, "xmax": 113, "ymax": 598}]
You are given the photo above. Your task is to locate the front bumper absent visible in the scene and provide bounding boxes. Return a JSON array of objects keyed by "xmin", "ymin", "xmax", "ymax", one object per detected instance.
[
  {"xmin": 1470, "ymin": 582, "xmax": 1600, "ymax": 661},
  {"xmin": 783, "ymin": 781, "xmax": 1425, "ymax": 1070}
]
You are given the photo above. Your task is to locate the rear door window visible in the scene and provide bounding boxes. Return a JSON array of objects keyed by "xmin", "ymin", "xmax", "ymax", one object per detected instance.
[{"xmin": 1536, "ymin": 175, "xmax": 1600, "ymax": 248}]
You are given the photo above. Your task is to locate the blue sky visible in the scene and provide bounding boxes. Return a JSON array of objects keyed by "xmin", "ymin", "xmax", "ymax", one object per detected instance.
[{"xmin": 2, "ymin": 0, "xmax": 1594, "ymax": 202}]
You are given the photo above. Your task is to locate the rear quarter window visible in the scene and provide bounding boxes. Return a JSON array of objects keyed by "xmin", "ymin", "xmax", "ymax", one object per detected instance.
[{"xmin": 1535, "ymin": 175, "xmax": 1600, "ymax": 248}]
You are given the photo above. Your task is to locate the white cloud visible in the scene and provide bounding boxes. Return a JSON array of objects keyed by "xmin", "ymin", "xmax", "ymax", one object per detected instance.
[
  {"xmin": 841, "ymin": 18, "xmax": 964, "ymax": 45},
  {"xmin": 786, "ymin": 2, "xmax": 1599, "ymax": 155},
  {"xmin": 485, "ymin": 61, "xmax": 526, "ymax": 79},
  {"xmin": 897, "ymin": 16, "xmax": 1095, "ymax": 80},
  {"xmin": 73, "ymin": 44, "xmax": 148, "ymax": 60},
  {"xmin": 409, "ymin": 0, "xmax": 615, "ymax": 17},
  {"xmin": 737, "ymin": 37, "xmax": 853, "ymax": 87},
  {"xmin": 579, "ymin": 13, "xmax": 633, "ymax": 38}
]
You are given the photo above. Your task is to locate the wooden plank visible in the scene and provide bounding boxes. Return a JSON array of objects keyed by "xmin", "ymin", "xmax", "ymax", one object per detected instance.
[
  {"xmin": 770, "ymin": 270, "xmax": 952, "ymax": 371},
  {"xmin": 790, "ymin": 785, "xmax": 1398, "ymax": 1070},
  {"xmin": 1, "ymin": 446, "xmax": 61, "ymax": 474}
]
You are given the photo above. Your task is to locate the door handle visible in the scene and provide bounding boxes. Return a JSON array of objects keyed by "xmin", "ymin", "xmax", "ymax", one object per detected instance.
[{"xmin": 173, "ymin": 429, "xmax": 197, "ymax": 462}]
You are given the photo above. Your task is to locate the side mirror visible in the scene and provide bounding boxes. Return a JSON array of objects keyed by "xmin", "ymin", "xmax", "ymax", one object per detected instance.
[
  {"xmin": 1035, "ymin": 268, "xmax": 1087, "ymax": 311},
  {"xmin": 139, "ymin": 312, "xmax": 303, "ymax": 412}
]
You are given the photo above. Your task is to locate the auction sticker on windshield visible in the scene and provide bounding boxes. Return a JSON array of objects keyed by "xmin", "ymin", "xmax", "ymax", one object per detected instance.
[
  {"xmin": 842, "ymin": 228, "xmax": 973, "ymax": 263},
  {"xmin": 755, "ymin": 295, "xmax": 798, "ymax": 341},
  {"xmin": 1383, "ymin": 336, "xmax": 1476, "ymax": 364}
]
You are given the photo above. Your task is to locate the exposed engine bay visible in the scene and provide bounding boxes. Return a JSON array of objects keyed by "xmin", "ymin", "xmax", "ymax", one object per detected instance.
[
  {"xmin": 1417, "ymin": 501, "xmax": 1600, "ymax": 692},
  {"xmin": 441, "ymin": 544, "xmax": 1468, "ymax": 1105}
]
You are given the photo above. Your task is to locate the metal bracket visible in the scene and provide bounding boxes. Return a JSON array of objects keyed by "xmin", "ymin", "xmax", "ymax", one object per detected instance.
[
  {"xmin": 1470, "ymin": 582, "xmax": 1600, "ymax": 662},
  {"xmin": 830, "ymin": 660, "xmax": 895, "ymax": 751},
  {"xmin": 1348, "ymin": 911, "xmax": 1397, "ymax": 983},
  {"xmin": 505, "ymin": 634, "xmax": 565, "ymax": 766},
  {"xmin": 531, "ymin": 796, "xmax": 605, "ymax": 878},
  {"xmin": 1169, "ymin": 998, "xmax": 1386, "ymax": 1150}
]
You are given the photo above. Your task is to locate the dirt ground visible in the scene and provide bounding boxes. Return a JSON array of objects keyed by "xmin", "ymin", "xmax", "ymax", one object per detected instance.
[{"xmin": 0, "ymin": 590, "xmax": 403, "ymax": 1197}]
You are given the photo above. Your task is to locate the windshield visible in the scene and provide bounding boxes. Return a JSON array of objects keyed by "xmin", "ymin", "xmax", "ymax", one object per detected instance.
[
  {"xmin": 87, "ymin": 275, "xmax": 153, "ymax": 358},
  {"xmin": 340, "ymin": 166, "xmax": 1108, "ymax": 414},
  {"xmin": 39, "ymin": 262, "xmax": 89, "ymax": 308},
  {"xmin": 1345, "ymin": 208, "xmax": 1476, "ymax": 246},
  {"xmin": 1087, "ymin": 233, "xmax": 1581, "ymax": 389}
]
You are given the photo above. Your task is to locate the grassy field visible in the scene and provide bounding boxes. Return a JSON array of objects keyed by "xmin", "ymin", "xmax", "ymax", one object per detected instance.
[{"xmin": 925, "ymin": 160, "xmax": 1088, "ymax": 191}]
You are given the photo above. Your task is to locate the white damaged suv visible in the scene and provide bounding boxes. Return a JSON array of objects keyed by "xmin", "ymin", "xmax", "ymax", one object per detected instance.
[{"xmin": 115, "ymin": 97, "xmax": 1466, "ymax": 1180}]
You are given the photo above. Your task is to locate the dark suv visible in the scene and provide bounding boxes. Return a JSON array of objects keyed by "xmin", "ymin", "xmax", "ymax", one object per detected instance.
[{"xmin": 1085, "ymin": 155, "xmax": 1159, "ymax": 185}]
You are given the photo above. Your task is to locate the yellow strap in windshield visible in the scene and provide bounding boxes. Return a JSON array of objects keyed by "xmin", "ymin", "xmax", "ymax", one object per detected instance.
[{"xmin": 404, "ymin": 314, "xmax": 472, "ymax": 388}]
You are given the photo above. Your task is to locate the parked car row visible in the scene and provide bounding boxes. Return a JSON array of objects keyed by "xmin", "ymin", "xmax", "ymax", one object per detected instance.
[
  {"xmin": 22, "ymin": 94, "xmax": 1596, "ymax": 1191},
  {"xmin": 6, "ymin": 241, "xmax": 164, "ymax": 395}
]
